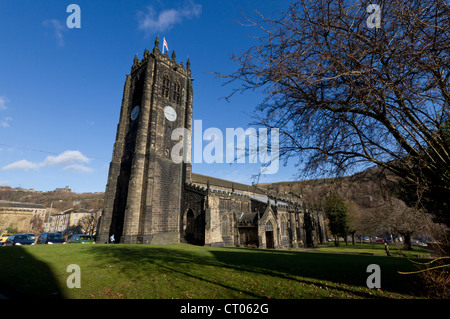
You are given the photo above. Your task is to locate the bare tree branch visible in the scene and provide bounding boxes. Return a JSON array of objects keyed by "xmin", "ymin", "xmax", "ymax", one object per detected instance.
[{"xmin": 219, "ymin": 0, "xmax": 450, "ymax": 224}]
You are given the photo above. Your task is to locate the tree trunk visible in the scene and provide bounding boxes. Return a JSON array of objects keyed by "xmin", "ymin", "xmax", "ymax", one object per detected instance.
[
  {"xmin": 351, "ymin": 232, "xmax": 356, "ymax": 245},
  {"xmin": 403, "ymin": 232, "xmax": 412, "ymax": 250}
]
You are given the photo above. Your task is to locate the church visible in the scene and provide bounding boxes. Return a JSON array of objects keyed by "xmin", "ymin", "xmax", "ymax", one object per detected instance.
[{"xmin": 96, "ymin": 37, "xmax": 327, "ymax": 249}]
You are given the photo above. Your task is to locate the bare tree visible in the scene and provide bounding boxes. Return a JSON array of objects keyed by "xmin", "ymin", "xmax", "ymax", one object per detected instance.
[
  {"xmin": 378, "ymin": 197, "xmax": 433, "ymax": 250},
  {"xmin": 79, "ymin": 211, "xmax": 100, "ymax": 236},
  {"xmin": 29, "ymin": 212, "xmax": 44, "ymax": 233},
  {"xmin": 221, "ymin": 0, "xmax": 450, "ymax": 225},
  {"xmin": 346, "ymin": 200, "xmax": 362, "ymax": 245}
]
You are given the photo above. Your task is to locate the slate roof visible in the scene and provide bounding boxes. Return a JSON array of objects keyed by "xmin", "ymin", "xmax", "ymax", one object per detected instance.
[
  {"xmin": 249, "ymin": 194, "xmax": 289, "ymax": 207},
  {"xmin": 237, "ymin": 212, "xmax": 258, "ymax": 226},
  {"xmin": 0, "ymin": 200, "xmax": 45, "ymax": 209},
  {"xmin": 55, "ymin": 208, "xmax": 101, "ymax": 216},
  {"xmin": 191, "ymin": 173, "xmax": 267, "ymax": 195}
]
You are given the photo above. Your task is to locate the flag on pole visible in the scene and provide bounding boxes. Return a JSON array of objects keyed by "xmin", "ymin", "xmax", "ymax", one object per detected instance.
[{"xmin": 163, "ymin": 37, "xmax": 169, "ymax": 54}]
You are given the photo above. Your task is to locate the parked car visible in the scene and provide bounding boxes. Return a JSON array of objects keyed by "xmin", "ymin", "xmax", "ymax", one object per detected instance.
[
  {"xmin": 3, "ymin": 234, "xmax": 35, "ymax": 246},
  {"xmin": 0, "ymin": 233, "xmax": 12, "ymax": 246},
  {"xmin": 22, "ymin": 233, "xmax": 36, "ymax": 241},
  {"xmin": 36, "ymin": 232, "xmax": 66, "ymax": 244},
  {"xmin": 68, "ymin": 234, "xmax": 95, "ymax": 244},
  {"xmin": 412, "ymin": 240, "xmax": 428, "ymax": 247},
  {"xmin": 362, "ymin": 236, "xmax": 370, "ymax": 243}
]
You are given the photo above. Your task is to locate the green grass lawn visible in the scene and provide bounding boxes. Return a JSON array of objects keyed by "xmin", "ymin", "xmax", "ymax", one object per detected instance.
[
  {"xmin": 315, "ymin": 242, "xmax": 431, "ymax": 258},
  {"xmin": 0, "ymin": 243, "xmax": 429, "ymax": 299}
]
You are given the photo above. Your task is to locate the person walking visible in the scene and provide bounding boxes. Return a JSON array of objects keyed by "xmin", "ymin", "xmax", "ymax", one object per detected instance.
[
  {"xmin": 110, "ymin": 234, "xmax": 115, "ymax": 244},
  {"xmin": 384, "ymin": 241, "xmax": 391, "ymax": 256}
]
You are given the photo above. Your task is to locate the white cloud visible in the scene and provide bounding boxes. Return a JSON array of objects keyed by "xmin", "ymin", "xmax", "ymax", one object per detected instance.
[
  {"xmin": 1, "ymin": 117, "xmax": 12, "ymax": 128},
  {"xmin": 2, "ymin": 150, "xmax": 93, "ymax": 173},
  {"xmin": 0, "ymin": 180, "xmax": 9, "ymax": 186},
  {"xmin": 0, "ymin": 96, "xmax": 8, "ymax": 110},
  {"xmin": 3, "ymin": 159, "xmax": 40, "ymax": 171},
  {"xmin": 138, "ymin": 0, "xmax": 202, "ymax": 34},
  {"xmin": 41, "ymin": 150, "xmax": 90, "ymax": 167},
  {"xmin": 62, "ymin": 164, "xmax": 94, "ymax": 173},
  {"xmin": 43, "ymin": 19, "xmax": 65, "ymax": 46}
]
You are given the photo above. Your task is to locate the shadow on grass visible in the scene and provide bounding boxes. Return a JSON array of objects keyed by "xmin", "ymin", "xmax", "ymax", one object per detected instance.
[
  {"xmin": 85, "ymin": 244, "xmax": 423, "ymax": 298},
  {"xmin": 0, "ymin": 246, "xmax": 65, "ymax": 299},
  {"xmin": 210, "ymin": 247, "xmax": 423, "ymax": 297}
]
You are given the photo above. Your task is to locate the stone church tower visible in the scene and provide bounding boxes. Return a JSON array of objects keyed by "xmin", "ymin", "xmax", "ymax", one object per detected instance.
[
  {"xmin": 97, "ymin": 37, "xmax": 193, "ymax": 244},
  {"xmin": 97, "ymin": 38, "xmax": 328, "ymax": 248}
]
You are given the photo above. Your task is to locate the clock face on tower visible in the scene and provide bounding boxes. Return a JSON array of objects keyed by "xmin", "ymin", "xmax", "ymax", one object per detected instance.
[
  {"xmin": 164, "ymin": 106, "xmax": 177, "ymax": 122},
  {"xmin": 131, "ymin": 105, "xmax": 140, "ymax": 121}
]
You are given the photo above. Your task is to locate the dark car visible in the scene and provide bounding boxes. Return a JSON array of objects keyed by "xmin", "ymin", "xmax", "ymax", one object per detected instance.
[
  {"xmin": 3, "ymin": 234, "xmax": 35, "ymax": 246},
  {"xmin": 22, "ymin": 233, "xmax": 36, "ymax": 241},
  {"xmin": 68, "ymin": 234, "xmax": 95, "ymax": 244},
  {"xmin": 37, "ymin": 232, "xmax": 66, "ymax": 244}
]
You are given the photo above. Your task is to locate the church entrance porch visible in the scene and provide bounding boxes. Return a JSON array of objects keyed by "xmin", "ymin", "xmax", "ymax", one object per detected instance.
[
  {"xmin": 238, "ymin": 227, "xmax": 259, "ymax": 248},
  {"xmin": 265, "ymin": 231, "xmax": 274, "ymax": 248},
  {"xmin": 265, "ymin": 221, "xmax": 275, "ymax": 249}
]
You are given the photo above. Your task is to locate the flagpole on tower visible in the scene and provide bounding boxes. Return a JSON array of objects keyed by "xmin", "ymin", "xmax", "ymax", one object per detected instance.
[{"xmin": 162, "ymin": 37, "xmax": 168, "ymax": 54}]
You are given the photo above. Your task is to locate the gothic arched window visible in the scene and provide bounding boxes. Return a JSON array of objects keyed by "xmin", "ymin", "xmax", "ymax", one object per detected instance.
[
  {"xmin": 281, "ymin": 217, "xmax": 286, "ymax": 235},
  {"xmin": 162, "ymin": 74, "xmax": 170, "ymax": 99},
  {"xmin": 173, "ymin": 81, "xmax": 181, "ymax": 105},
  {"xmin": 221, "ymin": 215, "xmax": 229, "ymax": 236}
]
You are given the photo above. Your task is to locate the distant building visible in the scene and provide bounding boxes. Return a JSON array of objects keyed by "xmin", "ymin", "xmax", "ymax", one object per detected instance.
[
  {"xmin": 54, "ymin": 186, "xmax": 71, "ymax": 193},
  {"xmin": 0, "ymin": 200, "xmax": 46, "ymax": 233},
  {"xmin": 50, "ymin": 208, "xmax": 101, "ymax": 235}
]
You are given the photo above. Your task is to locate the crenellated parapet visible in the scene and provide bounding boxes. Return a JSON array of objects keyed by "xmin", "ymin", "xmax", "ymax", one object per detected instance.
[
  {"xmin": 185, "ymin": 182, "xmax": 207, "ymax": 195},
  {"xmin": 131, "ymin": 36, "xmax": 191, "ymax": 78}
]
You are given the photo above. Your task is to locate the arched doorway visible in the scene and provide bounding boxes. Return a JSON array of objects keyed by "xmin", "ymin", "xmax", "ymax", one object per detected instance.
[
  {"xmin": 183, "ymin": 209, "xmax": 205, "ymax": 246},
  {"xmin": 265, "ymin": 221, "xmax": 275, "ymax": 249},
  {"xmin": 185, "ymin": 209, "xmax": 195, "ymax": 243}
]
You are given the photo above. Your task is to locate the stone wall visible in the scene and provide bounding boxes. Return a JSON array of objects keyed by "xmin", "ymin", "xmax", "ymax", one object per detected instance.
[{"xmin": 0, "ymin": 206, "xmax": 45, "ymax": 233}]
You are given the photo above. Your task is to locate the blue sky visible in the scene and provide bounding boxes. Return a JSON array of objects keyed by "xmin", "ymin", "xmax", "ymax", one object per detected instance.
[{"xmin": 0, "ymin": 0, "xmax": 299, "ymax": 193}]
